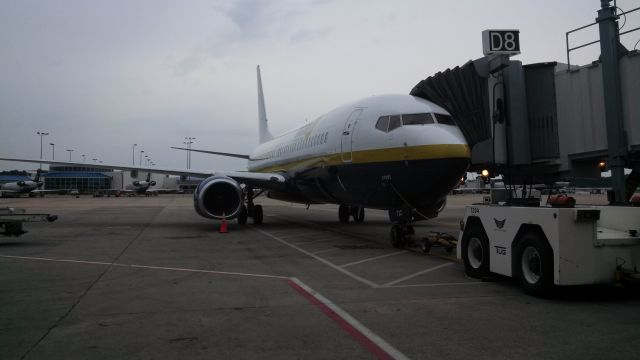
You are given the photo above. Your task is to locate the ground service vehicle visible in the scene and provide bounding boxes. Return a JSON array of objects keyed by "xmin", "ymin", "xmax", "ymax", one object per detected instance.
[{"xmin": 459, "ymin": 202, "xmax": 640, "ymax": 295}]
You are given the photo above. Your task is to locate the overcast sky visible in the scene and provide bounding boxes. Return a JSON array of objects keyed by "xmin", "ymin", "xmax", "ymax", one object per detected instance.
[{"xmin": 1, "ymin": 0, "xmax": 638, "ymax": 172}]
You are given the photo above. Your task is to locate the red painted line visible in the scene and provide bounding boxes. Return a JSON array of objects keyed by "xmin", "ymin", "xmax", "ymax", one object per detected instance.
[{"xmin": 286, "ymin": 279, "xmax": 394, "ymax": 360}]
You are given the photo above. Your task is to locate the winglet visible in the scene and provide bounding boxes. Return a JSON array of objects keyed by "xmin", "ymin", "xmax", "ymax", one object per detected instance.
[{"xmin": 257, "ymin": 65, "xmax": 274, "ymax": 144}]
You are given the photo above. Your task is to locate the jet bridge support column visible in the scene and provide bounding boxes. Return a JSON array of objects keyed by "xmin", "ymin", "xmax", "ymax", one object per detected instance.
[{"xmin": 598, "ymin": 0, "xmax": 628, "ymax": 203}]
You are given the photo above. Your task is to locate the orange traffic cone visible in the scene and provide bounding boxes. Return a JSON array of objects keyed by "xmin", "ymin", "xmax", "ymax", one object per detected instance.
[{"xmin": 219, "ymin": 212, "xmax": 228, "ymax": 233}]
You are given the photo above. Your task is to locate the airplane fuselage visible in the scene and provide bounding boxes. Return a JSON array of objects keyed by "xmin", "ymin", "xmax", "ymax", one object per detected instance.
[
  {"xmin": 248, "ymin": 94, "xmax": 469, "ymax": 214},
  {"xmin": 0, "ymin": 181, "xmax": 40, "ymax": 194}
]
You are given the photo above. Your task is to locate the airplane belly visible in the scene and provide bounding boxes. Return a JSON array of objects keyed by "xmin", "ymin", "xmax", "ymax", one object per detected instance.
[{"xmin": 323, "ymin": 157, "xmax": 468, "ymax": 210}]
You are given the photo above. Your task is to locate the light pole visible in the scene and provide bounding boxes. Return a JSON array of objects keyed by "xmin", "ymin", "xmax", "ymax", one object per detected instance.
[
  {"xmin": 132, "ymin": 143, "xmax": 137, "ymax": 166},
  {"xmin": 183, "ymin": 141, "xmax": 189, "ymax": 168},
  {"xmin": 139, "ymin": 150, "xmax": 144, "ymax": 167},
  {"xmin": 66, "ymin": 149, "xmax": 74, "ymax": 161},
  {"xmin": 185, "ymin": 136, "xmax": 195, "ymax": 169},
  {"xmin": 82, "ymin": 154, "xmax": 86, "ymax": 163},
  {"xmin": 37, "ymin": 131, "xmax": 49, "ymax": 169},
  {"xmin": 50, "ymin": 143, "xmax": 55, "ymax": 160}
]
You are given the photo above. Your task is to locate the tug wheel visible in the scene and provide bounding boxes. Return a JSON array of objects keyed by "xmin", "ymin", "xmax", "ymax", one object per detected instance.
[
  {"xmin": 461, "ymin": 224, "xmax": 490, "ymax": 278},
  {"xmin": 516, "ymin": 232, "xmax": 553, "ymax": 296}
]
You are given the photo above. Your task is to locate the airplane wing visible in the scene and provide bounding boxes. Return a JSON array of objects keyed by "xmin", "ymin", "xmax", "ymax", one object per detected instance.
[
  {"xmin": 170, "ymin": 147, "xmax": 251, "ymax": 160},
  {"xmin": 0, "ymin": 157, "xmax": 287, "ymax": 191}
]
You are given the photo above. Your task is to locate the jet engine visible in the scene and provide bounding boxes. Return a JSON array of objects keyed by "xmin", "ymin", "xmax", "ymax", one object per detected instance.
[
  {"xmin": 193, "ymin": 175, "xmax": 243, "ymax": 219},
  {"xmin": 132, "ymin": 180, "xmax": 156, "ymax": 186}
]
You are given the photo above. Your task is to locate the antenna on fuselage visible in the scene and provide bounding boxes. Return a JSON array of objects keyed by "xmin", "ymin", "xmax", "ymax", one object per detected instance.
[{"xmin": 257, "ymin": 65, "xmax": 274, "ymax": 144}]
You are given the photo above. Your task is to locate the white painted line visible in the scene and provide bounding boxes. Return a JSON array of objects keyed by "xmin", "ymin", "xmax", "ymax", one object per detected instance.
[
  {"xmin": 311, "ymin": 248, "xmax": 341, "ymax": 255},
  {"xmin": 0, "ymin": 254, "xmax": 288, "ymax": 280},
  {"xmin": 289, "ymin": 277, "xmax": 409, "ymax": 360},
  {"xmin": 255, "ymin": 228, "xmax": 379, "ymax": 288},
  {"xmin": 381, "ymin": 262, "xmax": 454, "ymax": 287},
  {"xmin": 340, "ymin": 251, "xmax": 406, "ymax": 268}
]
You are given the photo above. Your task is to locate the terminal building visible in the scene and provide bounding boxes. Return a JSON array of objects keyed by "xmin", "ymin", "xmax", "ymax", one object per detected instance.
[{"xmin": 41, "ymin": 166, "xmax": 182, "ymax": 194}]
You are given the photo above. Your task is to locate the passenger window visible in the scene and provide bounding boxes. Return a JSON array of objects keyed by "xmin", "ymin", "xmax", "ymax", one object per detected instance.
[
  {"xmin": 388, "ymin": 115, "xmax": 401, "ymax": 131},
  {"xmin": 402, "ymin": 113, "xmax": 434, "ymax": 125},
  {"xmin": 433, "ymin": 113, "xmax": 456, "ymax": 125},
  {"xmin": 375, "ymin": 116, "xmax": 389, "ymax": 132}
]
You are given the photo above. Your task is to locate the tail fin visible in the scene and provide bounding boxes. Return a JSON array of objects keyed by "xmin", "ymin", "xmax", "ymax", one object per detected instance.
[{"xmin": 257, "ymin": 65, "xmax": 274, "ymax": 144}]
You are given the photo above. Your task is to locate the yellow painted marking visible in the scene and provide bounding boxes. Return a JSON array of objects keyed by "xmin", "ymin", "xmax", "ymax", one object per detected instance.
[{"xmin": 252, "ymin": 143, "xmax": 470, "ymax": 173}]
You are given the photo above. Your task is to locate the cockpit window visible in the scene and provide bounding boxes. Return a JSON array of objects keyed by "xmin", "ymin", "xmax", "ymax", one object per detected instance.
[
  {"xmin": 375, "ymin": 116, "xmax": 389, "ymax": 132},
  {"xmin": 402, "ymin": 113, "xmax": 434, "ymax": 125},
  {"xmin": 433, "ymin": 113, "xmax": 456, "ymax": 125},
  {"xmin": 375, "ymin": 112, "xmax": 453, "ymax": 133},
  {"xmin": 388, "ymin": 115, "xmax": 401, "ymax": 131}
]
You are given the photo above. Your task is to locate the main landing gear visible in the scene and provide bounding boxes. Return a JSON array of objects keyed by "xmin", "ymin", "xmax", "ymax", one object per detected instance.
[
  {"xmin": 238, "ymin": 187, "xmax": 264, "ymax": 225},
  {"xmin": 338, "ymin": 204, "xmax": 365, "ymax": 223}
]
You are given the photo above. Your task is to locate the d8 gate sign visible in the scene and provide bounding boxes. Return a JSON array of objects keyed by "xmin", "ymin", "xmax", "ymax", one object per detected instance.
[{"xmin": 482, "ymin": 30, "xmax": 520, "ymax": 55}]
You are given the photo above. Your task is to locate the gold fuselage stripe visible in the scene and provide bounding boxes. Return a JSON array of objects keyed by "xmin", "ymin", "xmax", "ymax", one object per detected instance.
[{"xmin": 250, "ymin": 144, "xmax": 470, "ymax": 173}]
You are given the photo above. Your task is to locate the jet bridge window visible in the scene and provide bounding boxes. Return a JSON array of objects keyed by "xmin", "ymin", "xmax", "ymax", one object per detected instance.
[
  {"xmin": 402, "ymin": 113, "xmax": 434, "ymax": 125},
  {"xmin": 433, "ymin": 113, "xmax": 456, "ymax": 125}
]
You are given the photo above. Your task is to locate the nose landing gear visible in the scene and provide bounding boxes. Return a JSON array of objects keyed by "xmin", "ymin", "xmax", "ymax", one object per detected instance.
[
  {"xmin": 388, "ymin": 207, "xmax": 415, "ymax": 248},
  {"xmin": 338, "ymin": 204, "xmax": 366, "ymax": 223},
  {"xmin": 390, "ymin": 223, "xmax": 415, "ymax": 248}
]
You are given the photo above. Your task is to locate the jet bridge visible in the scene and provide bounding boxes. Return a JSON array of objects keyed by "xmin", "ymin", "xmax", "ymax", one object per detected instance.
[{"xmin": 411, "ymin": 3, "xmax": 640, "ymax": 203}]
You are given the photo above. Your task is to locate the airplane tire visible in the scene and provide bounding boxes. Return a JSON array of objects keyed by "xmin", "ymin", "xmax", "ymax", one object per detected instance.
[
  {"xmin": 253, "ymin": 205, "xmax": 263, "ymax": 225},
  {"xmin": 238, "ymin": 205, "xmax": 248, "ymax": 225},
  {"xmin": 516, "ymin": 233, "xmax": 553, "ymax": 296},
  {"xmin": 338, "ymin": 205, "xmax": 350, "ymax": 223},
  {"xmin": 461, "ymin": 224, "xmax": 490, "ymax": 278},
  {"xmin": 353, "ymin": 207, "xmax": 365, "ymax": 223},
  {"xmin": 390, "ymin": 226, "xmax": 404, "ymax": 248}
]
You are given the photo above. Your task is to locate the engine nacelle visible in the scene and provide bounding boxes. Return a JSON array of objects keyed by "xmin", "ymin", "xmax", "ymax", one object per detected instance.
[{"xmin": 193, "ymin": 175, "xmax": 243, "ymax": 219}]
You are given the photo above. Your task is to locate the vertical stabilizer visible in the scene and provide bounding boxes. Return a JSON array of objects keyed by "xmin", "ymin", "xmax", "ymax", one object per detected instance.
[{"xmin": 257, "ymin": 65, "xmax": 274, "ymax": 144}]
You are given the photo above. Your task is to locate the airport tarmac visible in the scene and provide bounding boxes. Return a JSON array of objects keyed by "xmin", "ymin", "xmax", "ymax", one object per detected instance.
[{"xmin": 1, "ymin": 194, "xmax": 638, "ymax": 360}]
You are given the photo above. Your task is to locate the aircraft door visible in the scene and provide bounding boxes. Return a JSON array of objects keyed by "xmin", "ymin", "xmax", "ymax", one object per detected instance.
[{"xmin": 341, "ymin": 109, "xmax": 362, "ymax": 162}]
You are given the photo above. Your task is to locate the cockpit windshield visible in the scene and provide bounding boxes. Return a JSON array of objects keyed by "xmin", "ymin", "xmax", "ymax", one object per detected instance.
[
  {"xmin": 433, "ymin": 113, "xmax": 456, "ymax": 125},
  {"xmin": 402, "ymin": 113, "xmax": 434, "ymax": 126},
  {"xmin": 374, "ymin": 112, "xmax": 455, "ymax": 132}
]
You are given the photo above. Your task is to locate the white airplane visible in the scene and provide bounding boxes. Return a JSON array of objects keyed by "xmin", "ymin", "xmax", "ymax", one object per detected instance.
[
  {"xmin": 106, "ymin": 172, "xmax": 159, "ymax": 196},
  {"xmin": 0, "ymin": 66, "xmax": 470, "ymax": 246},
  {"xmin": 0, "ymin": 170, "xmax": 67, "ymax": 197}
]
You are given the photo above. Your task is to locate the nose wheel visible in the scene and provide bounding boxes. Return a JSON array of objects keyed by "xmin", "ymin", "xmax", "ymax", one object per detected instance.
[{"xmin": 390, "ymin": 223, "xmax": 414, "ymax": 248}]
